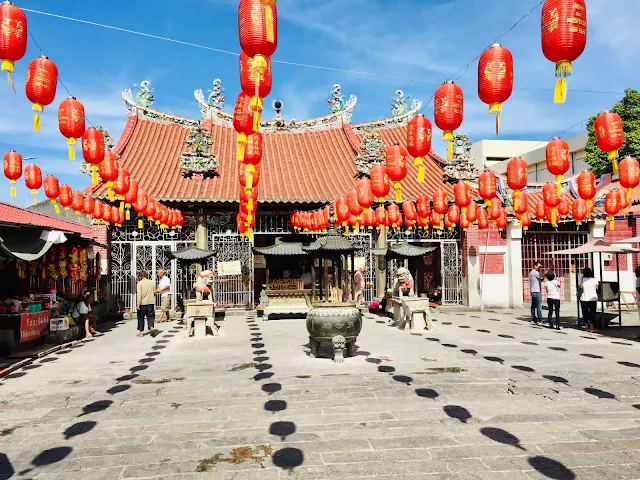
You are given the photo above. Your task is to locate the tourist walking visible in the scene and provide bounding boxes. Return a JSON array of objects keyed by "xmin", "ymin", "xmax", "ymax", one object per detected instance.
[
  {"xmin": 156, "ymin": 268, "xmax": 172, "ymax": 323},
  {"xmin": 136, "ymin": 271, "xmax": 155, "ymax": 336},
  {"xmin": 580, "ymin": 267, "xmax": 599, "ymax": 332},
  {"xmin": 353, "ymin": 266, "xmax": 368, "ymax": 307},
  {"xmin": 544, "ymin": 271, "xmax": 561, "ymax": 329},
  {"xmin": 529, "ymin": 261, "xmax": 543, "ymax": 324}
]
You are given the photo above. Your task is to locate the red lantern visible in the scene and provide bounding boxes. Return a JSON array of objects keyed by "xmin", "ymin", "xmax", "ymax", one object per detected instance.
[
  {"xmin": 577, "ymin": 170, "xmax": 596, "ymax": 212},
  {"xmin": 544, "ymin": 206, "xmax": 559, "ymax": 227},
  {"xmin": 417, "ymin": 215, "xmax": 430, "ymax": 229},
  {"xmin": 25, "ymin": 55, "xmax": 58, "ymax": 131},
  {"xmin": 3, "ymin": 150, "xmax": 21, "ymax": 197},
  {"xmin": 102, "ymin": 204, "xmax": 113, "ymax": 225},
  {"xmin": 99, "ymin": 150, "xmax": 118, "ymax": 201},
  {"xmin": 24, "ymin": 163, "xmax": 41, "ymax": 202},
  {"xmin": 416, "ymin": 195, "xmax": 430, "ymax": 218},
  {"xmin": 406, "ymin": 115, "xmax": 432, "ymax": 182},
  {"xmin": 82, "ymin": 128, "xmax": 106, "ymax": 184},
  {"xmin": 113, "ymin": 168, "xmax": 131, "ymax": 214},
  {"xmin": 514, "ymin": 191, "xmax": 529, "ymax": 216},
  {"xmin": 594, "ymin": 111, "xmax": 625, "ymax": 173},
  {"xmin": 58, "ymin": 97, "xmax": 85, "ymax": 160},
  {"xmin": 356, "ymin": 178, "xmax": 374, "ymax": 212},
  {"xmin": 370, "ymin": 164, "xmax": 390, "ymax": 202},
  {"xmin": 467, "ymin": 201, "xmax": 479, "ymax": 223},
  {"xmin": 453, "ymin": 181, "xmax": 471, "ymax": 211},
  {"xmin": 447, "ymin": 205, "xmax": 460, "ymax": 228},
  {"xmin": 239, "ymin": 161, "xmax": 261, "ymax": 192},
  {"xmin": 240, "ymin": 187, "xmax": 259, "ymax": 222},
  {"xmin": 506, "ymin": 157, "xmax": 527, "ymax": 211},
  {"xmin": 387, "ymin": 203, "xmax": 401, "ymax": 229},
  {"xmin": 546, "ymin": 137, "xmax": 570, "ymax": 185},
  {"xmin": 336, "ymin": 196, "xmax": 349, "ymax": 227},
  {"xmin": 434, "ymin": 80, "xmax": 463, "ymax": 159},
  {"xmin": 240, "ymin": 50, "xmax": 272, "ymax": 99},
  {"xmin": 58, "ymin": 184, "xmax": 72, "ymax": 210},
  {"xmin": 92, "ymin": 201, "xmax": 104, "ymax": 222},
  {"xmin": 572, "ymin": 199, "xmax": 586, "ymax": 225},
  {"xmin": 134, "ymin": 192, "xmax": 147, "ymax": 229},
  {"xmin": 488, "ymin": 197, "xmax": 502, "ymax": 221},
  {"xmin": 84, "ymin": 197, "xmax": 96, "ymax": 218},
  {"xmin": 375, "ymin": 205, "xmax": 387, "ymax": 230},
  {"xmin": 558, "ymin": 197, "xmax": 570, "ymax": 218},
  {"xmin": 362, "ymin": 207, "xmax": 376, "ymax": 230},
  {"xmin": 478, "ymin": 43, "xmax": 514, "ymax": 134},
  {"xmin": 459, "ymin": 211, "xmax": 469, "ymax": 231},
  {"xmin": 238, "ymin": 0, "xmax": 278, "ymax": 58},
  {"xmin": 145, "ymin": 198, "xmax": 156, "ymax": 219},
  {"xmin": 619, "ymin": 156, "xmax": 640, "ymax": 204},
  {"xmin": 385, "ymin": 144, "xmax": 409, "ymax": 202},
  {"xmin": 402, "ymin": 201, "xmax": 417, "ymax": 229},
  {"xmin": 478, "ymin": 170, "xmax": 497, "ymax": 206},
  {"xmin": 429, "ymin": 210, "xmax": 441, "ymax": 229},
  {"xmin": 71, "ymin": 192, "xmax": 84, "ymax": 216},
  {"xmin": 347, "ymin": 189, "xmax": 363, "ymax": 231},
  {"xmin": 541, "ymin": 0, "xmax": 587, "ymax": 103},
  {"xmin": 112, "ymin": 205, "xmax": 123, "ymax": 227},
  {"xmin": 44, "ymin": 175, "xmax": 60, "ymax": 213},
  {"xmin": 0, "ymin": 2, "xmax": 27, "ymax": 87},
  {"xmin": 616, "ymin": 188, "xmax": 628, "ymax": 212},
  {"xmin": 542, "ymin": 182, "xmax": 560, "ymax": 208},
  {"xmin": 478, "ymin": 208, "xmax": 489, "ymax": 231},
  {"xmin": 124, "ymin": 178, "xmax": 138, "ymax": 221},
  {"xmin": 234, "ymin": 92, "xmax": 254, "ymax": 160},
  {"xmin": 432, "ymin": 190, "xmax": 448, "ymax": 215},
  {"xmin": 520, "ymin": 211, "xmax": 531, "ymax": 231},
  {"xmin": 244, "ymin": 132, "xmax": 263, "ymax": 166},
  {"xmin": 496, "ymin": 208, "xmax": 508, "ymax": 231},
  {"xmin": 535, "ymin": 201, "xmax": 546, "ymax": 220}
]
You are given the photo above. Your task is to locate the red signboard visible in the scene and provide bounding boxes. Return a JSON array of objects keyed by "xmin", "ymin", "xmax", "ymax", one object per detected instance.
[{"xmin": 20, "ymin": 311, "xmax": 51, "ymax": 343}]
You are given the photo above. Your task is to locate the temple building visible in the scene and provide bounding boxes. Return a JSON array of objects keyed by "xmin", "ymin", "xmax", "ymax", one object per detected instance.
[{"xmin": 87, "ymin": 80, "xmax": 640, "ymax": 312}]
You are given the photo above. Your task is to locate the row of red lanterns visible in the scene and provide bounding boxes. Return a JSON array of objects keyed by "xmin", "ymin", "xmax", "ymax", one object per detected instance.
[{"xmin": 234, "ymin": 0, "xmax": 278, "ymax": 241}]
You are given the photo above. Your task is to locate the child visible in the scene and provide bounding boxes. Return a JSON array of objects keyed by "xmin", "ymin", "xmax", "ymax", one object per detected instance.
[{"xmin": 544, "ymin": 271, "xmax": 561, "ymax": 330}]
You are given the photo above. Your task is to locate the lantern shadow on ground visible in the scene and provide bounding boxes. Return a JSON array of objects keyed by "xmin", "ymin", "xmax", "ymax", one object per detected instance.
[
  {"xmin": 480, "ymin": 427, "xmax": 526, "ymax": 450},
  {"xmin": 19, "ymin": 446, "xmax": 73, "ymax": 476},
  {"xmin": 392, "ymin": 375, "xmax": 413, "ymax": 385},
  {"xmin": 0, "ymin": 453, "xmax": 14, "ymax": 476},
  {"xmin": 484, "ymin": 356, "xmax": 504, "ymax": 364},
  {"xmin": 618, "ymin": 361, "xmax": 640, "ymax": 368},
  {"xmin": 4, "ymin": 372, "xmax": 26, "ymax": 379},
  {"xmin": 254, "ymin": 372, "xmax": 274, "ymax": 381},
  {"xmin": 252, "ymin": 343, "xmax": 265, "ymax": 349},
  {"xmin": 264, "ymin": 399, "xmax": 287, "ymax": 413},
  {"xmin": 272, "ymin": 447, "xmax": 304, "ymax": 470},
  {"xmin": 255, "ymin": 363, "xmax": 273, "ymax": 372},
  {"xmin": 130, "ymin": 365, "xmax": 148, "ymax": 372},
  {"xmin": 443, "ymin": 405, "xmax": 471, "ymax": 423},
  {"xmin": 269, "ymin": 421, "xmax": 296, "ymax": 441},
  {"xmin": 632, "ymin": 404, "xmax": 640, "ymax": 410},
  {"xmin": 254, "ymin": 356, "xmax": 269, "ymax": 362},
  {"xmin": 442, "ymin": 343, "xmax": 458, "ymax": 348},
  {"xmin": 64, "ymin": 421, "xmax": 97, "ymax": 439},
  {"xmin": 584, "ymin": 387, "xmax": 616, "ymax": 399},
  {"xmin": 543, "ymin": 375, "xmax": 569, "ymax": 385},
  {"xmin": 512, "ymin": 365, "xmax": 535, "ymax": 373},
  {"xmin": 415, "ymin": 388, "xmax": 439, "ymax": 400},
  {"xmin": 425, "ymin": 337, "xmax": 441, "ymax": 342},
  {"xmin": 528, "ymin": 456, "xmax": 576, "ymax": 479},
  {"xmin": 146, "ymin": 352, "xmax": 160, "ymax": 357},
  {"xmin": 39, "ymin": 357, "xmax": 58, "ymax": 363},
  {"xmin": 116, "ymin": 374, "xmax": 138, "ymax": 382},
  {"xmin": 580, "ymin": 353, "xmax": 603, "ymax": 359},
  {"xmin": 107, "ymin": 384, "xmax": 131, "ymax": 395},
  {"xmin": 378, "ymin": 366, "xmax": 395, "ymax": 373},
  {"xmin": 461, "ymin": 349, "xmax": 477, "ymax": 355},
  {"xmin": 138, "ymin": 358, "xmax": 155, "ymax": 364},
  {"xmin": 477, "ymin": 329, "xmax": 491, "ymax": 333},
  {"xmin": 262, "ymin": 383, "xmax": 282, "ymax": 395},
  {"xmin": 549, "ymin": 346, "xmax": 567, "ymax": 351},
  {"xmin": 366, "ymin": 358, "xmax": 381, "ymax": 364},
  {"xmin": 253, "ymin": 349, "xmax": 267, "ymax": 355},
  {"xmin": 79, "ymin": 400, "xmax": 113, "ymax": 416},
  {"xmin": 522, "ymin": 341, "xmax": 538, "ymax": 345},
  {"xmin": 498, "ymin": 334, "xmax": 515, "ymax": 339},
  {"xmin": 22, "ymin": 364, "xmax": 41, "ymax": 370}
]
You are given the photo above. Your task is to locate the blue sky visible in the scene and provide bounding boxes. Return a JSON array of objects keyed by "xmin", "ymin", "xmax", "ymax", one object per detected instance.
[{"xmin": 1, "ymin": 0, "xmax": 638, "ymax": 206}]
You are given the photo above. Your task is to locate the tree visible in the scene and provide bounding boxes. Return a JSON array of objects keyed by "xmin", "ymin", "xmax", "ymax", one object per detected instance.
[{"xmin": 585, "ymin": 88, "xmax": 640, "ymax": 176}]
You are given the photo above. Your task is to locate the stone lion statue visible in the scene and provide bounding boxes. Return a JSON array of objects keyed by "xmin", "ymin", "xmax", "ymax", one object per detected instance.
[
  {"xmin": 393, "ymin": 267, "xmax": 415, "ymax": 298},
  {"xmin": 193, "ymin": 270, "xmax": 215, "ymax": 301}
]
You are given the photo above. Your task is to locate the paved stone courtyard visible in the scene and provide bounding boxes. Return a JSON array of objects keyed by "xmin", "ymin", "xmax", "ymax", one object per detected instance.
[{"xmin": 1, "ymin": 308, "xmax": 639, "ymax": 479}]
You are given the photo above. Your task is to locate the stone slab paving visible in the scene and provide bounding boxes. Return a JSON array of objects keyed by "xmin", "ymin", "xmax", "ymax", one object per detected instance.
[{"xmin": 0, "ymin": 308, "xmax": 639, "ymax": 479}]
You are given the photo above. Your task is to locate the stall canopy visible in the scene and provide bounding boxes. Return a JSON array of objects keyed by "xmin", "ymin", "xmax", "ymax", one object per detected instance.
[
  {"xmin": 168, "ymin": 247, "xmax": 216, "ymax": 263},
  {"xmin": 613, "ymin": 236, "xmax": 640, "ymax": 244},
  {"xmin": 372, "ymin": 242, "xmax": 436, "ymax": 258},
  {"xmin": 545, "ymin": 239, "xmax": 638, "ymax": 255},
  {"xmin": 253, "ymin": 238, "xmax": 307, "ymax": 256}
]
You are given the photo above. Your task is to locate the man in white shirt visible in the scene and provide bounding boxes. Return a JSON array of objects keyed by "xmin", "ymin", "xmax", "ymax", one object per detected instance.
[
  {"xmin": 156, "ymin": 268, "xmax": 172, "ymax": 323},
  {"xmin": 71, "ymin": 292, "xmax": 98, "ymax": 338}
]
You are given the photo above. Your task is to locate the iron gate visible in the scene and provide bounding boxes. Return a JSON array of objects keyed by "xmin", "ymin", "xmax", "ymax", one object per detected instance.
[
  {"xmin": 210, "ymin": 234, "xmax": 254, "ymax": 308},
  {"xmin": 349, "ymin": 233, "xmax": 374, "ymax": 303},
  {"xmin": 521, "ymin": 223, "xmax": 589, "ymax": 302}
]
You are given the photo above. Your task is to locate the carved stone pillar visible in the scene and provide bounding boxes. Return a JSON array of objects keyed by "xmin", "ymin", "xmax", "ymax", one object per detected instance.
[
  {"xmin": 196, "ymin": 209, "xmax": 207, "ymax": 273},
  {"xmin": 375, "ymin": 227, "xmax": 387, "ymax": 297}
]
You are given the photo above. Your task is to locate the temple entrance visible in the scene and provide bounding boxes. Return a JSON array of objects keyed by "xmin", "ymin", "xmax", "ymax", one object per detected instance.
[{"xmin": 210, "ymin": 234, "xmax": 254, "ymax": 309}]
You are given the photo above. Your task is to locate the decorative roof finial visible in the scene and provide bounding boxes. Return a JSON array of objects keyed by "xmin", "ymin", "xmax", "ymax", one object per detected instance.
[
  {"xmin": 328, "ymin": 84, "xmax": 345, "ymax": 113},
  {"xmin": 272, "ymin": 97, "xmax": 286, "ymax": 129},
  {"xmin": 328, "ymin": 204, "xmax": 337, "ymax": 229},
  {"xmin": 391, "ymin": 90, "xmax": 410, "ymax": 117},
  {"xmin": 207, "ymin": 79, "xmax": 225, "ymax": 109},
  {"xmin": 134, "ymin": 80, "xmax": 154, "ymax": 108}
]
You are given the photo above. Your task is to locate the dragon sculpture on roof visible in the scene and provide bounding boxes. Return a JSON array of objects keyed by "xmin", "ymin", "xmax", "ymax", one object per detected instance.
[{"xmin": 134, "ymin": 80, "xmax": 154, "ymax": 108}]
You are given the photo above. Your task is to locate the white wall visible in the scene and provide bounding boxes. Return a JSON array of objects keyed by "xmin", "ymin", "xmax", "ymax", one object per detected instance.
[
  {"xmin": 470, "ymin": 140, "xmax": 541, "ymax": 170},
  {"xmin": 467, "ymin": 246, "xmax": 511, "ymax": 309}
]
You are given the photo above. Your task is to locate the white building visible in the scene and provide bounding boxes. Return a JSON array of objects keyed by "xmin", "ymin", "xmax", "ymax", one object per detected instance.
[{"xmin": 470, "ymin": 132, "xmax": 588, "ymax": 182}]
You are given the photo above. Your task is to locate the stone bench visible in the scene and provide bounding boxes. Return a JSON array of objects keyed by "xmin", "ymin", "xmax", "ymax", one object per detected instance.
[
  {"xmin": 183, "ymin": 300, "xmax": 218, "ymax": 337},
  {"xmin": 392, "ymin": 297, "xmax": 433, "ymax": 332},
  {"xmin": 262, "ymin": 290, "xmax": 311, "ymax": 320}
]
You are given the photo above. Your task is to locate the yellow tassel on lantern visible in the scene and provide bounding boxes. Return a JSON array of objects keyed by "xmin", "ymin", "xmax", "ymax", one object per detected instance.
[
  {"xmin": 68, "ymin": 138, "xmax": 76, "ymax": 160},
  {"xmin": 414, "ymin": 157, "xmax": 425, "ymax": 182},
  {"xmin": 265, "ymin": 6, "xmax": 275, "ymax": 43},
  {"xmin": 91, "ymin": 166, "xmax": 98, "ymax": 185},
  {"xmin": 489, "ymin": 102, "xmax": 502, "ymax": 135},
  {"xmin": 10, "ymin": 184, "xmax": 16, "ymax": 197},
  {"xmin": 237, "ymin": 133, "xmax": 247, "ymax": 161},
  {"xmin": 138, "ymin": 217, "xmax": 143, "ymax": 229},
  {"xmin": 119, "ymin": 201, "xmax": 124, "ymax": 212},
  {"xmin": 609, "ymin": 217, "xmax": 615, "ymax": 231},
  {"xmin": 126, "ymin": 208, "xmax": 130, "ymax": 221},
  {"xmin": 609, "ymin": 152, "xmax": 620, "ymax": 174},
  {"xmin": 248, "ymin": 228, "xmax": 254, "ymax": 244},
  {"xmin": 248, "ymin": 197, "xmax": 254, "ymax": 212},
  {"xmin": 250, "ymin": 97, "xmax": 263, "ymax": 132},
  {"xmin": 32, "ymin": 103, "xmax": 43, "ymax": 131},
  {"xmin": 442, "ymin": 130, "xmax": 454, "ymax": 159},
  {"xmin": 52, "ymin": 200, "xmax": 60, "ymax": 214},
  {"xmin": 394, "ymin": 182, "xmax": 402, "ymax": 203},
  {"xmin": 553, "ymin": 60, "xmax": 572, "ymax": 104}
]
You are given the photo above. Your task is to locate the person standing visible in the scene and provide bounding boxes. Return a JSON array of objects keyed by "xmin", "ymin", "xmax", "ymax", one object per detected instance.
[
  {"xmin": 156, "ymin": 268, "xmax": 172, "ymax": 323},
  {"xmin": 353, "ymin": 266, "xmax": 366, "ymax": 307},
  {"xmin": 580, "ymin": 267, "xmax": 599, "ymax": 332},
  {"xmin": 136, "ymin": 271, "xmax": 156, "ymax": 336},
  {"xmin": 544, "ymin": 271, "xmax": 561, "ymax": 330},
  {"xmin": 529, "ymin": 261, "xmax": 543, "ymax": 324}
]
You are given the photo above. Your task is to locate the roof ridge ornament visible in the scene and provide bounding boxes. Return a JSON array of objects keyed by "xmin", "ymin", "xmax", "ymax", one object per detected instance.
[
  {"xmin": 328, "ymin": 84, "xmax": 346, "ymax": 113},
  {"xmin": 442, "ymin": 133, "xmax": 477, "ymax": 184},
  {"xmin": 179, "ymin": 122, "xmax": 219, "ymax": 179},
  {"xmin": 134, "ymin": 80, "xmax": 154, "ymax": 108},
  {"xmin": 207, "ymin": 79, "xmax": 225, "ymax": 109},
  {"xmin": 391, "ymin": 90, "xmax": 409, "ymax": 117},
  {"xmin": 354, "ymin": 131, "xmax": 387, "ymax": 178}
]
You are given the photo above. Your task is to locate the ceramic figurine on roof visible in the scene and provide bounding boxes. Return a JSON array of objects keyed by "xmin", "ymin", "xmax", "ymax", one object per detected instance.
[
  {"xmin": 354, "ymin": 131, "xmax": 387, "ymax": 178},
  {"xmin": 328, "ymin": 84, "xmax": 346, "ymax": 113},
  {"xmin": 134, "ymin": 80, "xmax": 154, "ymax": 108},
  {"xmin": 271, "ymin": 97, "xmax": 286, "ymax": 130},
  {"xmin": 443, "ymin": 133, "xmax": 477, "ymax": 184},
  {"xmin": 391, "ymin": 90, "xmax": 410, "ymax": 117},
  {"xmin": 207, "ymin": 79, "xmax": 225, "ymax": 109},
  {"xmin": 179, "ymin": 122, "xmax": 218, "ymax": 178}
]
